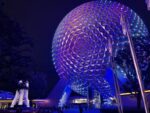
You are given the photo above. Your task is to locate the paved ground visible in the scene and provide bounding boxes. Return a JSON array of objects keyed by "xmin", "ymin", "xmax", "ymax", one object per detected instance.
[{"xmin": 0, "ymin": 108, "xmax": 148, "ymax": 113}]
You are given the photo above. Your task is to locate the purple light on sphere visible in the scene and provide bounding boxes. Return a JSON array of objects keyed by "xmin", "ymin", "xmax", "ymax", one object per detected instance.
[{"xmin": 52, "ymin": 0, "xmax": 149, "ymax": 98}]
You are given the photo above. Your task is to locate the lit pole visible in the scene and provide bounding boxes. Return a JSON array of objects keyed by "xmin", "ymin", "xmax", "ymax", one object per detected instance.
[
  {"xmin": 108, "ymin": 39, "xmax": 124, "ymax": 113},
  {"xmin": 87, "ymin": 83, "xmax": 90, "ymax": 109},
  {"xmin": 120, "ymin": 14, "xmax": 149, "ymax": 113}
]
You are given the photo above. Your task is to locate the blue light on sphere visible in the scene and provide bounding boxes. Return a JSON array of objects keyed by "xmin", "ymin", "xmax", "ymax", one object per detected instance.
[{"xmin": 52, "ymin": 0, "xmax": 149, "ymax": 99}]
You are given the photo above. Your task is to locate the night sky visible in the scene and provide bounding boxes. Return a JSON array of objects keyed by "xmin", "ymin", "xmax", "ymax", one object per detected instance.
[{"xmin": 0, "ymin": 0, "xmax": 150, "ymax": 97}]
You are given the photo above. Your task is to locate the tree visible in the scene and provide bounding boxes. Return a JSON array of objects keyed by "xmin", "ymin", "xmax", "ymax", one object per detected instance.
[{"xmin": 0, "ymin": 10, "xmax": 33, "ymax": 92}]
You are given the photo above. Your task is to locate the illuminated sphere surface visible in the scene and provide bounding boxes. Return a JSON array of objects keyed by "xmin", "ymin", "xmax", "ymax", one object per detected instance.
[{"xmin": 52, "ymin": 0, "xmax": 149, "ymax": 98}]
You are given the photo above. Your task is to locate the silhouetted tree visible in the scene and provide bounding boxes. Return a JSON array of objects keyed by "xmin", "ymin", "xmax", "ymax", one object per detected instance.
[{"xmin": 0, "ymin": 10, "xmax": 33, "ymax": 92}]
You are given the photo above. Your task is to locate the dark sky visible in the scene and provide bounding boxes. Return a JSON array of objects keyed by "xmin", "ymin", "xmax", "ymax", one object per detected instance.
[
  {"xmin": 0, "ymin": 0, "xmax": 150, "ymax": 93},
  {"xmin": 0, "ymin": 0, "xmax": 92, "ymax": 93},
  {"xmin": 0, "ymin": 0, "xmax": 90, "ymax": 75}
]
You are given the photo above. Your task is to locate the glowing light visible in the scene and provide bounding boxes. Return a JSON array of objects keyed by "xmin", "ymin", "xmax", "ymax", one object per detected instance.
[
  {"xmin": 52, "ymin": 0, "xmax": 149, "ymax": 100},
  {"xmin": 120, "ymin": 90, "xmax": 150, "ymax": 96},
  {"xmin": 72, "ymin": 98, "xmax": 87, "ymax": 104},
  {"xmin": 146, "ymin": 0, "xmax": 150, "ymax": 10}
]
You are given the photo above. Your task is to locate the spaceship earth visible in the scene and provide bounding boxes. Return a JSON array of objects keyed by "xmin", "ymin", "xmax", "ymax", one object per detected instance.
[{"xmin": 52, "ymin": 0, "xmax": 149, "ymax": 99}]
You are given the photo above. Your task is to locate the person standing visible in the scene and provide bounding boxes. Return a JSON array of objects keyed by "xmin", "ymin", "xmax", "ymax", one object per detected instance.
[{"xmin": 79, "ymin": 105, "xmax": 83, "ymax": 113}]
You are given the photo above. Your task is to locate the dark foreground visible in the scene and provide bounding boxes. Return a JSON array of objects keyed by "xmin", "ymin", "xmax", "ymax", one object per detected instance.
[{"xmin": 0, "ymin": 108, "xmax": 148, "ymax": 113}]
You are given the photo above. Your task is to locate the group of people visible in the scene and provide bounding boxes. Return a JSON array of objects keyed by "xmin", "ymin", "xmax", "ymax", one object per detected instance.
[{"xmin": 10, "ymin": 80, "xmax": 30, "ymax": 108}]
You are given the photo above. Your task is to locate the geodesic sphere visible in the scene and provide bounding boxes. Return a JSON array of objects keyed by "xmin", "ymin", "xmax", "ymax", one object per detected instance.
[{"xmin": 52, "ymin": 0, "xmax": 149, "ymax": 97}]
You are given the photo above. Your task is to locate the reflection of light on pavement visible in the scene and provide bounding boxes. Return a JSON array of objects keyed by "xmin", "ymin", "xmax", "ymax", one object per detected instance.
[
  {"xmin": 120, "ymin": 90, "xmax": 150, "ymax": 96},
  {"xmin": 32, "ymin": 99, "xmax": 50, "ymax": 103},
  {"xmin": 0, "ymin": 99, "xmax": 51, "ymax": 104},
  {"xmin": 0, "ymin": 99, "xmax": 50, "ymax": 109}
]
